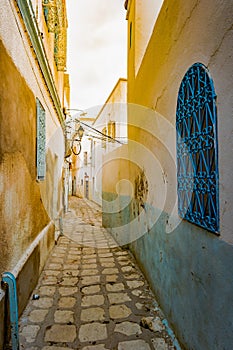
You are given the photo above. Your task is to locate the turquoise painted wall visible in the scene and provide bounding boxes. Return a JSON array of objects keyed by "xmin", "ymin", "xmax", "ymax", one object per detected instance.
[{"xmin": 103, "ymin": 193, "xmax": 233, "ymax": 349}]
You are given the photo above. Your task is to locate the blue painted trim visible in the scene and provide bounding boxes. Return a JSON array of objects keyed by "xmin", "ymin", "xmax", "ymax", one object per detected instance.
[
  {"xmin": 15, "ymin": 0, "xmax": 64, "ymax": 127},
  {"xmin": 162, "ymin": 319, "xmax": 182, "ymax": 350},
  {"xmin": 2, "ymin": 272, "xmax": 19, "ymax": 350}
]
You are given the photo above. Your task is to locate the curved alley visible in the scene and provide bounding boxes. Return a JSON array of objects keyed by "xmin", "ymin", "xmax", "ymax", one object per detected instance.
[{"xmin": 19, "ymin": 197, "xmax": 178, "ymax": 350}]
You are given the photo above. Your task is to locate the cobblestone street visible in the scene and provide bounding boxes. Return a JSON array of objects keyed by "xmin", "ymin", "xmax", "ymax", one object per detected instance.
[{"xmin": 19, "ymin": 197, "xmax": 179, "ymax": 350}]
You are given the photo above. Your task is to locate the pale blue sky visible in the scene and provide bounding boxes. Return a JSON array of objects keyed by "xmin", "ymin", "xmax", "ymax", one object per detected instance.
[{"xmin": 66, "ymin": 0, "xmax": 127, "ymax": 112}]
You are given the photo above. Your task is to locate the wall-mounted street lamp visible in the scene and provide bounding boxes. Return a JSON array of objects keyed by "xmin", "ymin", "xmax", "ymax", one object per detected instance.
[
  {"xmin": 64, "ymin": 123, "xmax": 84, "ymax": 159},
  {"xmin": 64, "ymin": 107, "xmax": 124, "ymax": 160},
  {"xmin": 71, "ymin": 124, "xmax": 84, "ymax": 155}
]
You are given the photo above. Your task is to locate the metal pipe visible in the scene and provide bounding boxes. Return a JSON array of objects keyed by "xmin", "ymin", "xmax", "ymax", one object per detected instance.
[{"xmin": 2, "ymin": 272, "xmax": 19, "ymax": 350}]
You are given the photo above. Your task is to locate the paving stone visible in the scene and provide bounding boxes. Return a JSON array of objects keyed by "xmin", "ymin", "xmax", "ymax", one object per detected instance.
[
  {"xmin": 32, "ymin": 297, "xmax": 53, "ymax": 308},
  {"xmin": 98, "ymin": 253, "xmax": 113, "ymax": 258},
  {"xmin": 118, "ymin": 339, "xmax": 151, "ymax": 350},
  {"xmin": 58, "ymin": 296, "xmax": 76, "ymax": 308},
  {"xmin": 28, "ymin": 309, "xmax": 48, "ymax": 322},
  {"xmin": 60, "ymin": 277, "xmax": 78, "ymax": 286},
  {"xmin": 108, "ymin": 292, "xmax": 131, "ymax": 304},
  {"xmin": 50, "ymin": 258, "xmax": 64, "ymax": 264},
  {"xmin": 58, "ymin": 286, "xmax": 78, "ymax": 296},
  {"xmin": 81, "ymin": 275, "xmax": 100, "ymax": 285},
  {"xmin": 63, "ymin": 269, "xmax": 79, "ymax": 277},
  {"xmin": 79, "ymin": 322, "xmax": 107, "ymax": 342},
  {"xmin": 21, "ymin": 325, "xmax": 40, "ymax": 343},
  {"xmin": 97, "ymin": 248, "xmax": 111, "ymax": 253},
  {"xmin": 135, "ymin": 302, "xmax": 144, "ymax": 310},
  {"xmin": 83, "ymin": 254, "xmax": 97, "ymax": 260},
  {"xmin": 43, "ymin": 270, "xmax": 60, "ymax": 276},
  {"xmin": 105, "ymin": 274, "xmax": 118, "ymax": 282},
  {"xmin": 81, "ymin": 285, "xmax": 101, "ymax": 294},
  {"xmin": 67, "ymin": 254, "xmax": 81, "ymax": 258},
  {"xmin": 126, "ymin": 280, "xmax": 144, "ymax": 289},
  {"xmin": 81, "ymin": 307, "xmax": 105, "ymax": 322},
  {"xmin": 82, "ymin": 263, "xmax": 98, "ymax": 269},
  {"xmin": 54, "ymin": 310, "xmax": 74, "ymax": 323},
  {"xmin": 81, "ymin": 269, "xmax": 99, "ymax": 276},
  {"xmin": 63, "ymin": 263, "xmax": 80, "ymax": 270},
  {"xmin": 118, "ymin": 260, "xmax": 129, "ymax": 266},
  {"xmin": 132, "ymin": 290, "xmax": 142, "ymax": 297},
  {"xmin": 81, "ymin": 294, "xmax": 104, "ymax": 306},
  {"xmin": 66, "ymin": 260, "xmax": 81, "ymax": 266},
  {"xmin": 115, "ymin": 251, "xmax": 129, "ymax": 256},
  {"xmin": 100, "ymin": 262, "xmax": 116, "ymax": 267},
  {"xmin": 151, "ymin": 338, "xmax": 169, "ymax": 350},
  {"xmin": 106, "ymin": 283, "xmax": 124, "ymax": 292},
  {"xmin": 41, "ymin": 276, "xmax": 57, "ymax": 285},
  {"xmin": 52, "ymin": 252, "xmax": 65, "ymax": 257},
  {"xmin": 45, "ymin": 324, "xmax": 76, "ymax": 342},
  {"xmin": 48, "ymin": 263, "xmax": 62, "ymax": 270},
  {"xmin": 99, "ymin": 258, "xmax": 114, "ymax": 263},
  {"xmin": 39, "ymin": 286, "xmax": 56, "ymax": 296},
  {"xmin": 102, "ymin": 268, "xmax": 119, "ymax": 275},
  {"xmin": 82, "ymin": 248, "xmax": 96, "ymax": 254},
  {"xmin": 125, "ymin": 273, "xmax": 141, "ymax": 280},
  {"xmin": 121, "ymin": 266, "xmax": 134, "ymax": 273},
  {"xmin": 114, "ymin": 321, "xmax": 142, "ymax": 336},
  {"xmin": 109, "ymin": 304, "xmax": 132, "ymax": 319}
]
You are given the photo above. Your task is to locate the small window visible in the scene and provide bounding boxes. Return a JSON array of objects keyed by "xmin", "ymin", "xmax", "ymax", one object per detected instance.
[
  {"xmin": 107, "ymin": 121, "xmax": 116, "ymax": 141},
  {"xmin": 129, "ymin": 22, "xmax": 132, "ymax": 48},
  {"xmin": 36, "ymin": 98, "xmax": 46, "ymax": 181},
  {"xmin": 84, "ymin": 151, "xmax": 88, "ymax": 166},
  {"xmin": 176, "ymin": 63, "xmax": 219, "ymax": 233}
]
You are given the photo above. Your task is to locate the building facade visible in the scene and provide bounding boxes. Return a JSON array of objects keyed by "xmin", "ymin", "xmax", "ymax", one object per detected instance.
[
  {"xmin": 92, "ymin": 78, "xmax": 127, "ymax": 206},
  {"xmin": 0, "ymin": 0, "xmax": 69, "ymax": 346},
  {"xmin": 103, "ymin": 1, "xmax": 233, "ymax": 349}
]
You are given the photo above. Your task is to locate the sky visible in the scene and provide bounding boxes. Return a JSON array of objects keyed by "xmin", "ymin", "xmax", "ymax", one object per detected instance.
[{"xmin": 66, "ymin": 0, "xmax": 127, "ymax": 113}]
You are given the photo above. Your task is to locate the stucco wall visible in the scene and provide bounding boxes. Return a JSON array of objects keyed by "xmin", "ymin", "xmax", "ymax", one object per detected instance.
[
  {"xmin": 105, "ymin": 0, "xmax": 233, "ymax": 349},
  {"xmin": 128, "ymin": 0, "xmax": 233, "ymax": 242},
  {"xmin": 92, "ymin": 79, "xmax": 127, "ymax": 206},
  {"xmin": 0, "ymin": 0, "xmax": 65, "ymax": 346}
]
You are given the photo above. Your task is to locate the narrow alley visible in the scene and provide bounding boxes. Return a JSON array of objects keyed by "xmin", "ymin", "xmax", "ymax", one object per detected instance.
[{"xmin": 19, "ymin": 197, "xmax": 178, "ymax": 350}]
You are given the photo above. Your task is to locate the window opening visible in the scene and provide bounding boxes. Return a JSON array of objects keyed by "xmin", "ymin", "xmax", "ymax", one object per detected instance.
[
  {"xmin": 36, "ymin": 98, "xmax": 46, "ymax": 181},
  {"xmin": 176, "ymin": 63, "xmax": 219, "ymax": 233}
]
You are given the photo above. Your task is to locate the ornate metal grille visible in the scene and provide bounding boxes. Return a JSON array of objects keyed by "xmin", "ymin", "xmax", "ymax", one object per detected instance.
[
  {"xmin": 36, "ymin": 98, "xmax": 46, "ymax": 181},
  {"xmin": 176, "ymin": 63, "xmax": 219, "ymax": 233}
]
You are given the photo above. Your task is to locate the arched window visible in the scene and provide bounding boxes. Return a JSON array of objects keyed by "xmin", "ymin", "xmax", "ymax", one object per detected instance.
[{"xmin": 176, "ymin": 63, "xmax": 219, "ymax": 233}]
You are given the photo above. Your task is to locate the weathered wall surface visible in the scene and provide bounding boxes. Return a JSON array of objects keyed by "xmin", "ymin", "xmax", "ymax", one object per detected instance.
[
  {"xmin": 0, "ymin": 40, "xmax": 51, "ymax": 273},
  {"xmin": 0, "ymin": 0, "xmax": 66, "ymax": 346},
  {"xmin": 92, "ymin": 79, "xmax": 127, "ymax": 206},
  {"xmin": 105, "ymin": 1, "xmax": 233, "ymax": 349}
]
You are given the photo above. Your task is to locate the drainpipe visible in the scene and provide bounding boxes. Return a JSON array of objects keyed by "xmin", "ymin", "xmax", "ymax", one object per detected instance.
[{"xmin": 1, "ymin": 272, "xmax": 19, "ymax": 350}]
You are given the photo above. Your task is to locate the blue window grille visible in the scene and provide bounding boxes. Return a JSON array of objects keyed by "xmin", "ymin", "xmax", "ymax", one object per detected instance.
[
  {"xmin": 36, "ymin": 98, "xmax": 46, "ymax": 181},
  {"xmin": 176, "ymin": 63, "xmax": 219, "ymax": 234}
]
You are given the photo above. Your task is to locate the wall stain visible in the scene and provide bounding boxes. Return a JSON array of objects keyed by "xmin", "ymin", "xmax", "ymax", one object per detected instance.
[{"xmin": 132, "ymin": 169, "xmax": 148, "ymax": 218}]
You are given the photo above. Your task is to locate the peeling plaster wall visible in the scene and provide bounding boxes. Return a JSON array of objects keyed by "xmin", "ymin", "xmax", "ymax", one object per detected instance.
[
  {"xmin": 106, "ymin": 0, "xmax": 233, "ymax": 349},
  {"xmin": 0, "ymin": 0, "xmax": 65, "ymax": 346}
]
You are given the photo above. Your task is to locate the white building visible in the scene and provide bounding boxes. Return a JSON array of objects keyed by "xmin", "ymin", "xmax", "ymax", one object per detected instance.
[{"xmin": 90, "ymin": 78, "xmax": 127, "ymax": 205}]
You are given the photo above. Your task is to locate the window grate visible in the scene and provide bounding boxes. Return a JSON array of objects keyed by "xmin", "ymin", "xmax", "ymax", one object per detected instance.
[
  {"xmin": 176, "ymin": 63, "xmax": 219, "ymax": 233},
  {"xmin": 36, "ymin": 98, "xmax": 46, "ymax": 181}
]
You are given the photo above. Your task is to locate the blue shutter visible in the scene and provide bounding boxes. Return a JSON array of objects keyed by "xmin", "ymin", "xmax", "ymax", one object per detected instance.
[
  {"xmin": 36, "ymin": 98, "xmax": 46, "ymax": 180},
  {"xmin": 176, "ymin": 63, "xmax": 219, "ymax": 233}
]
